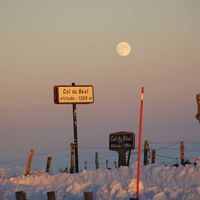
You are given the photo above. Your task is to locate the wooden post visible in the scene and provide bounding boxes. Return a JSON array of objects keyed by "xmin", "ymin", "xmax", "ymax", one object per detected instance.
[
  {"xmin": 151, "ymin": 149, "xmax": 156, "ymax": 164},
  {"xmin": 118, "ymin": 149, "xmax": 127, "ymax": 167},
  {"xmin": 127, "ymin": 150, "xmax": 132, "ymax": 166},
  {"xmin": 114, "ymin": 161, "xmax": 117, "ymax": 168},
  {"xmin": 84, "ymin": 192, "xmax": 93, "ymax": 200},
  {"xmin": 15, "ymin": 191, "xmax": 26, "ymax": 200},
  {"xmin": 46, "ymin": 157, "xmax": 52, "ymax": 173},
  {"xmin": 25, "ymin": 149, "xmax": 35, "ymax": 176},
  {"xmin": 70, "ymin": 143, "xmax": 75, "ymax": 173},
  {"xmin": 47, "ymin": 191, "xmax": 56, "ymax": 200},
  {"xmin": 180, "ymin": 141, "xmax": 184, "ymax": 165},
  {"xmin": 143, "ymin": 140, "xmax": 149, "ymax": 166},
  {"xmin": 95, "ymin": 152, "xmax": 99, "ymax": 169},
  {"xmin": 196, "ymin": 93, "xmax": 200, "ymax": 123},
  {"xmin": 84, "ymin": 161, "xmax": 87, "ymax": 170},
  {"xmin": 106, "ymin": 160, "xmax": 109, "ymax": 169}
]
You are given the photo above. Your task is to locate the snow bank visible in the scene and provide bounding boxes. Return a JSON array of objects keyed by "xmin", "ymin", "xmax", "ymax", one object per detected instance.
[{"xmin": 1, "ymin": 164, "xmax": 200, "ymax": 200}]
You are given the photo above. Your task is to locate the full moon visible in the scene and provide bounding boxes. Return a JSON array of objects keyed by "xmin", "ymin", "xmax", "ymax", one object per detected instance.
[{"xmin": 116, "ymin": 42, "xmax": 131, "ymax": 56}]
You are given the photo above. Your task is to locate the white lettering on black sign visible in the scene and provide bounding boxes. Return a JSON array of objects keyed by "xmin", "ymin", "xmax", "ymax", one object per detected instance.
[{"xmin": 109, "ymin": 133, "xmax": 135, "ymax": 150}]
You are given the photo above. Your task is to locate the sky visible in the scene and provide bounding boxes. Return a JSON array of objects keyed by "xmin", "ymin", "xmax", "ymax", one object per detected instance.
[{"xmin": 0, "ymin": 0, "xmax": 200, "ymax": 160}]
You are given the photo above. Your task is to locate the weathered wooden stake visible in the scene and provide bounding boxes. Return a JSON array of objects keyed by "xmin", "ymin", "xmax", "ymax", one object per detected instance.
[
  {"xmin": 144, "ymin": 140, "xmax": 149, "ymax": 166},
  {"xmin": 46, "ymin": 157, "xmax": 52, "ymax": 173},
  {"xmin": 180, "ymin": 141, "xmax": 184, "ymax": 165},
  {"xmin": 114, "ymin": 161, "xmax": 117, "ymax": 168},
  {"xmin": 25, "ymin": 149, "xmax": 35, "ymax": 176},
  {"xmin": 106, "ymin": 160, "xmax": 109, "ymax": 169},
  {"xmin": 196, "ymin": 93, "xmax": 200, "ymax": 123},
  {"xmin": 151, "ymin": 149, "xmax": 156, "ymax": 164},
  {"xmin": 95, "ymin": 152, "xmax": 99, "ymax": 169},
  {"xmin": 127, "ymin": 150, "xmax": 131, "ymax": 166},
  {"xmin": 118, "ymin": 149, "xmax": 127, "ymax": 167},
  {"xmin": 84, "ymin": 161, "xmax": 88, "ymax": 170},
  {"xmin": 47, "ymin": 191, "xmax": 56, "ymax": 200},
  {"xmin": 15, "ymin": 191, "xmax": 26, "ymax": 200},
  {"xmin": 70, "ymin": 143, "xmax": 75, "ymax": 173},
  {"xmin": 84, "ymin": 192, "xmax": 93, "ymax": 200}
]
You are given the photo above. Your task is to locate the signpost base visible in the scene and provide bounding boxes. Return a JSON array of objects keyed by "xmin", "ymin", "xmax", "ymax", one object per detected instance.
[{"xmin": 118, "ymin": 149, "xmax": 127, "ymax": 167}]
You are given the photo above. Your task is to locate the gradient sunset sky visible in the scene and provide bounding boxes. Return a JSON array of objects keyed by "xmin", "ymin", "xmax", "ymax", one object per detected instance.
[{"xmin": 0, "ymin": 1, "xmax": 200, "ymax": 160}]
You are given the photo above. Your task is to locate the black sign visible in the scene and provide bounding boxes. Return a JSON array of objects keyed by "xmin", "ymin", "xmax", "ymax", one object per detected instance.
[{"xmin": 109, "ymin": 131, "xmax": 135, "ymax": 151}]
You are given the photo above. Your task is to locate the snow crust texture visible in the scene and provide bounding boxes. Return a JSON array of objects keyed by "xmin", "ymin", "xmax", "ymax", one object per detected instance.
[{"xmin": 1, "ymin": 164, "xmax": 200, "ymax": 200}]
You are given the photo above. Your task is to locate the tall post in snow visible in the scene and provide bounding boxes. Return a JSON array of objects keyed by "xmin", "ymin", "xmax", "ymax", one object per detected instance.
[
  {"xmin": 72, "ymin": 82, "xmax": 79, "ymax": 173},
  {"xmin": 136, "ymin": 87, "xmax": 144, "ymax": 200}
]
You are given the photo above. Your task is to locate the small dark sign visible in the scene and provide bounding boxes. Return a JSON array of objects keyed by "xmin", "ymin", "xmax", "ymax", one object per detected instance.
[{"xmin": 109, "ymin": 131, "xmax": 135, "ymax": 151}]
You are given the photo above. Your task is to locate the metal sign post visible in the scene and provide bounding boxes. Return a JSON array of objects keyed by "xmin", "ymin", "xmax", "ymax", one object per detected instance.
[
  {"xmin": 72, "ymin": 83, "xmax": 78, "ymax": 173},
  {"xmin": 54, "ymin": 83, "xmax": 94, "ymax": 173}
]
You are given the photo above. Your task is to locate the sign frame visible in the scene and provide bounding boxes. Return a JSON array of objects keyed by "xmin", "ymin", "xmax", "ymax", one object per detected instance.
[
  {"xmin": 54, "ymin": 85, "xmax": 94, "ymax": 104},
  {"xmin": 109, "ymin": 131, "xmax": 135, "ymax": 151}
]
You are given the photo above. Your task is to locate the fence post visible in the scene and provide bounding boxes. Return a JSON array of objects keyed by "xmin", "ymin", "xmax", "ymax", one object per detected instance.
[
  {"xmin": 196, "ymin": 93, "xmax": 200, "ymax": 123},
  {"xmin": 106, "ymin": 160, "xmax": 109, "ymax": 169},
  {"xmin": 47, "ymin": 191, "xmax": 56, "ymax": 200},
  {"xmin": 84, "ymin": 161, "xmax": 88, "ymax": 170},
  {"xmin": 143, "ymin": 140, "xmax": 149, "ymax": 166},
  {"xmin": 15, "ymin": 191, "xmax": 26, "ymax": 200},
  {"xmin": 127, "ymin": 150, "xmax": 131, "ymax": 166},
  {"xmin": 84, "ymin": 192, "xmax": 93, "ymax": 200},
  {"xmin": 114, "ymin": 161, "xmax": 117, "ymax": 168},
  {"xmin": 151, "ymin": 149, "xmax": 156, "ymax": 164},
  {"xmin": 46, "ymin": 157, "xmax": 52, "ymax": 173},
  {"xmin": 180, "ymin": 141, "xmax": 184, "ymax": 165},
  {"xmin": 25, "ymin": 149, "xmax": 35, "ymax": 176},
  {"xmin": 70, "ymin": 143, "xmax": 75, "ymax": 173},
  {"xmin": 95, "ymin": 152, "xmax": 99, "ymax": 169}
]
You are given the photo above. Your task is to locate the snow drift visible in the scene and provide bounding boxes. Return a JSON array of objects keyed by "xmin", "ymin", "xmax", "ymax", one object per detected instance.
[{"xmin": 1, "ymin": 163, "xmax": 200, "ymax": 200}]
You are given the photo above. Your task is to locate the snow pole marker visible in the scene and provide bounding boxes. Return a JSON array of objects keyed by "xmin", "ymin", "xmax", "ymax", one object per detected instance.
[{"xmin": 136, "ymin": 87, "xmax": 144, "ymax": 200}]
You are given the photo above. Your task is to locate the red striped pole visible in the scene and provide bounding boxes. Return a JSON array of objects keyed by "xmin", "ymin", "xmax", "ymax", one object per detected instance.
[{"xmin": 136, "ymin": 87, "xmax": 144, "ymax": 200}]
